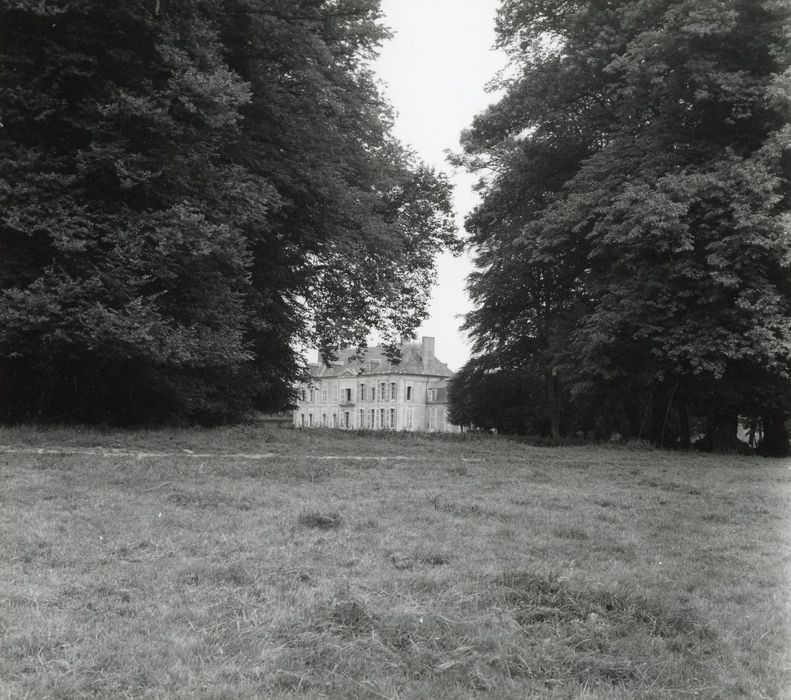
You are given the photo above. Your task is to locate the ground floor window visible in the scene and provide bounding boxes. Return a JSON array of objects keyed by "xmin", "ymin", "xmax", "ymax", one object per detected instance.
[
  {"xmin": 300, "ymin": 414, "xmax": 305, "ymax": 427},
  {"xmin": 359, "ymin": 409, "xmax": 364, "ymax": 427},
  {"xmin": 322, "ymin": 412, "xmax": 327, "ymax": 426},
  {"xmin": 370, "ymin": 409, "xmax": 375, "ymax": 428},
  {"xmin": 333, "ymin": 413, "xmax": 338, "ymax": 427},
  {"xmin": 308, "ymin": 413, "xmax": 313, "ymax": 427},
  {"xmin": 406, "ymin": 408, "xmax": 413, "ymax": 429},
  {"xmin": 390, "ymin": 408, "xmax": 396, "ymax": 429},
  {"xmin": 344, "ymin": 411, "xmax": 350, "ymax": 428},
  {"xmin": 380, "ymin": 408, "xmax": 385, "ymax": 428}
]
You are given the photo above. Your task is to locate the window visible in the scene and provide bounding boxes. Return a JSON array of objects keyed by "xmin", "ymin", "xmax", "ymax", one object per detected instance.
[
  {"xmin": 406, "ymin": 385, "xmax": 412, "ymax": 401},
  {"xmin": 406, "ymin": 408, "xmax": 413, "ymax": 429},
  {"xmin": 331, "ymin": 383, "xmax": 338, "ymax": 402},
  {"xmin": 359, "ymin": 409, "xmax": 364, "ymax": 427},
  {"xmin": 300, "ymin": 413, "xmax": 305, "ymax": 427},
  {"xmin": 300, "ymin": 389, "xmax": 306, "ymax": 402},
  {"xmin": 390, "ymin": 408, "xmax": 395, "ymax": 429},
  {"xmin": 309, "ymin": 389, "xmax": 315, "ymax": 403},
  {"xmin": 380, "ymin": 408, "xmax": 385, "ymax": 428},
  {"xmin": 359, "ymin": 383, "xmax": 366, "ymax": 401},
  {"xmin": 370, "ymin": 409, "xmax": 375, "ymax": 428},
  {"xmin": 430, "ymin": 407, "xmax": 437, "ymax": 430},
  {"xmin": 332, "ymin": 413, "xmax": 338, "ymax": 427},
  {"xmin": 322, "ymin": 412, "xmax": 327, "ymax": 426},
  {"xmin": 371, "ymin": 386, "xmax": 375, "ymax": 402},
  {"xmin": 308, "ymin": 413, "xmax": 313, "ymax": 427},
  {"xmin": 380, "ymin": 382, "xmax": 386, "ymax": 400},
  {"xmin": 428, "ymin": 389, "xmax": 435, "ymax": 402},
  {"xmin": 390, "ymin": 382, "xmax": 397, "ymax": 401},
  {"xmin": 322, "ymin": 386, "xmax": 327, "ymax": 402},
  {"xmin": 344, "ymin": 412, "xmax": 350, "ymax": 428},
  {"xmin": 345, "ymin": 387, "xmax": 352, "ymax": 402}
]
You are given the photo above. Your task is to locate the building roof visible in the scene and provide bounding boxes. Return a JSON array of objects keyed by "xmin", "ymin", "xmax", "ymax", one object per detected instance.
[{"xmin": 309, "ymin": 340, "xmax": 453, "ymax": 379}]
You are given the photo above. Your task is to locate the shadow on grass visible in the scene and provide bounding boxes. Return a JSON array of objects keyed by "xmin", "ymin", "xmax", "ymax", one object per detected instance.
[
  {"xmin": 270, "ymin": 571, "xmax": 717, "ymax": 697},
  {"xmin": 298, "ymin": 510, "xmax": 343, "ymax": 530}
]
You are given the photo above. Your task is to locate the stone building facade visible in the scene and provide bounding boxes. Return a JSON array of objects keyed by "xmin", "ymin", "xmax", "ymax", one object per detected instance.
[{"xmin": 293, "ymin": 336, "xmax": 457, "ymax": 432}]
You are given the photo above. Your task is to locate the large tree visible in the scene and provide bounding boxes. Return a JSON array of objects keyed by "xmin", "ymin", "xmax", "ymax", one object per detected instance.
[
  {"xmin": 0, "ymin": 0, "xmax": 457, "ymax": 423},
  {"xmin": 448, "ymin": 356, "xmax": 564, "ymax": 436},
  {"xmin": 459, "ymin": 0, "xmax": 791, "ymax": 453}
]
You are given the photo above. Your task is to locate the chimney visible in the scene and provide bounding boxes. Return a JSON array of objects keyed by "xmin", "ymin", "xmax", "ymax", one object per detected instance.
[{"xmin": 421, "ymin": 336, "xmax": 435, "ymax": 370}]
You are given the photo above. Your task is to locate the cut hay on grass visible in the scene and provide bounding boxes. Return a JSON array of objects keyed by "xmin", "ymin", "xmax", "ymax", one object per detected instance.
[{"xmin": 0, "ymin": 425, "xmax": 789, "ymax": 698}]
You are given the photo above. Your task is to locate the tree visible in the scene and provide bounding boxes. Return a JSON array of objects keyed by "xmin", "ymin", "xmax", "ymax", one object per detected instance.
[
  {"xmin": 459, "ymin": 0, "xmax": 791, "ymax": 454},
  {"xmin": 0, "ymin": 0, "xmax": 457, "ymax": 423},
  {"xmin": 448, "ymin": 356, "xmax": 561, "ymax": 435},
  {"xmin": 1, "ymin": 0, "xmax": 261, "ymax": 422},
  {"xmin": 217, "ymin": 0, "xmax": 458, "ymax": 382}
]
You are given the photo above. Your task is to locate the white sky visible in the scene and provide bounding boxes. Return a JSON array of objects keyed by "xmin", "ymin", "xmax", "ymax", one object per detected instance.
[{"xmin": 373, "ymin": 0, "xmax": 506, "ymax": 371}]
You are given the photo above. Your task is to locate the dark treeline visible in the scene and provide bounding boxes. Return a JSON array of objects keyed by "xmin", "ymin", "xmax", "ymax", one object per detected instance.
[
  {"xmin": 451, "ymin": 0, "xmax": 791, "ymax": 455},
  {"xmin": 0, "ymin": 0, "xmax": 458, "ymax": 424}
]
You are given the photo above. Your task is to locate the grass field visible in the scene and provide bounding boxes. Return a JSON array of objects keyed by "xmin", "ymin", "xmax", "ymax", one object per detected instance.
[{"xmin": 1, "ymin": 425, "xmax": 789, "ymax": 699}]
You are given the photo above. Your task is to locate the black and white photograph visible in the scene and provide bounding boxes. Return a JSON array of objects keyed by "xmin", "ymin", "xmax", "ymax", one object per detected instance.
[{"xmin": 1, "ymin": 0, "xmax": 790, "ymax": 696}]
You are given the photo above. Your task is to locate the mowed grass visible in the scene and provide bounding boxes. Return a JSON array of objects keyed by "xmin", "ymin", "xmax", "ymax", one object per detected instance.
[{"xmin": 1, "ymin": 426, "xmax": 790, "ymax": 699}]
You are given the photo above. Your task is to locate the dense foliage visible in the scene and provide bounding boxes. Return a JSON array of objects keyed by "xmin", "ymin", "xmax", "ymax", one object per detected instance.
[
  {"xmin": 455, "ymin": 0, "xmax": 791, "ymax": 453},
  {"xmin": 448, "ymin": 357, "xmax": 562, "ymax": 435},
  {"xmin": 0, "ymin": 0, "xmax": 457, "ymax": 423}
]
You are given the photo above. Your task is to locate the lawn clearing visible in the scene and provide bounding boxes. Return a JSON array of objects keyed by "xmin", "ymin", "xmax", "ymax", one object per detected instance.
[{"xmin": 1, "ymin": 426, "xmax": 789, "ymax": 698}]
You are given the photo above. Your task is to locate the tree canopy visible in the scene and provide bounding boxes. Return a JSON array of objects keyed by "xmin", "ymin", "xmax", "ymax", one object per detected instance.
[
  {"xmin": 455, "ymin": 0, "xmax": 791, "ymax": 453},
  {"xmin": 0, "ymin": 0, "xmax": 458, "ymax": 423}
]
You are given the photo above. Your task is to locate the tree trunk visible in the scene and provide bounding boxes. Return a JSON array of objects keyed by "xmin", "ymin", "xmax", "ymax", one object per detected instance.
[
  {"xmin": 648, "ymin": 390, "xmax": 665, "ymax": 447},
  {"xmin": 545, "ymin": 370, "xmax": 560, "ymax": 439},
  {"xmin": 757, "ymin": 411, "xmax": 789, "ymax": 457},
  {"xmin": 623, "ymin": 397, "xmax": 641, "ymax": 440},
  {"xmin": 702, "ymin": 412, "xmax": 752, "ymax": 454},
  {"xmin": 711, "ymin": 413, "xmax": 737, "ymax": 452},
  {"xmin": 0, "ymin": 358, "xmax": 15, "ymax": 422},
  {"xmin": 677, "ymin": 400, "xmax": 691, "ymax": 450}
]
